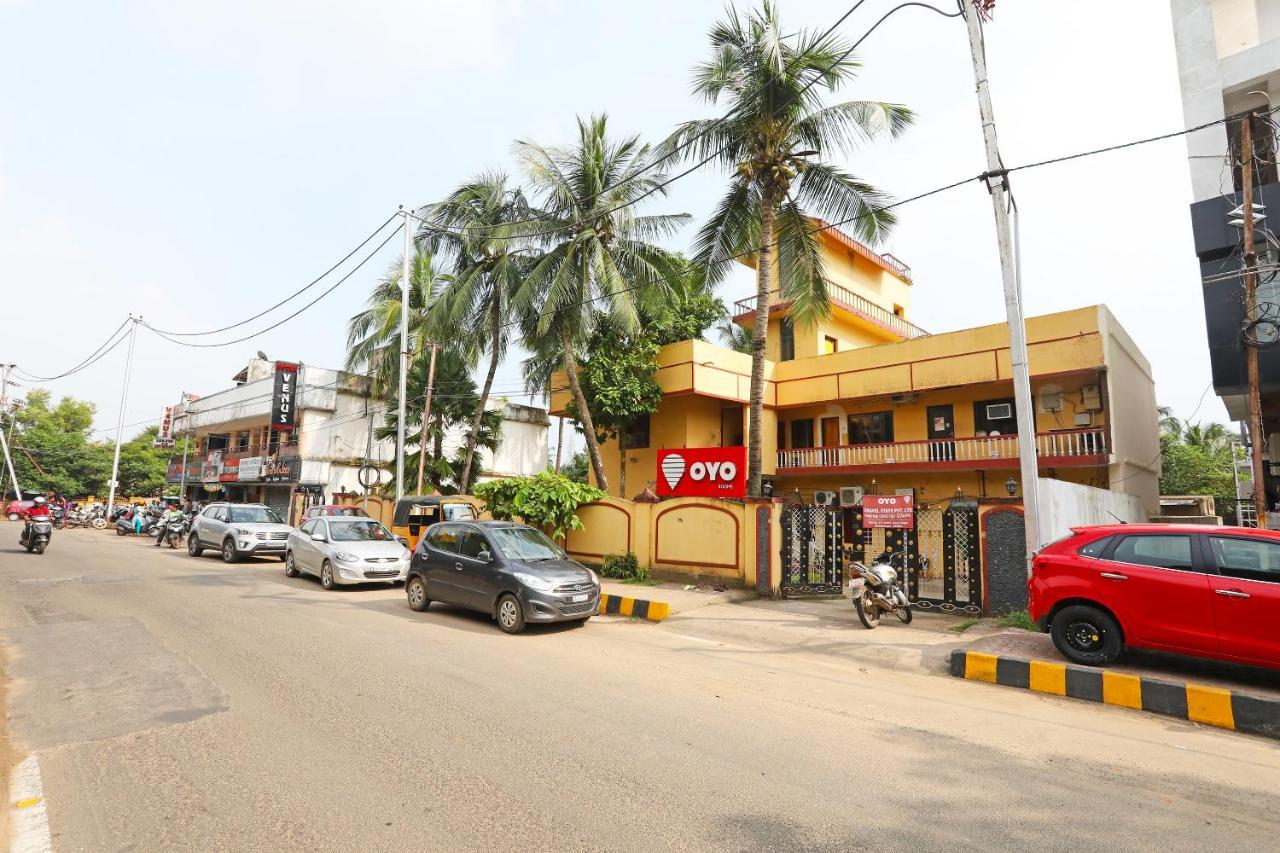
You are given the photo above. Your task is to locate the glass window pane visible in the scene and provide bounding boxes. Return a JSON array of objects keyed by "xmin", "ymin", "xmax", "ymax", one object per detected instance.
[
  {"xmin": 1209, "ymin": 536, "xmax": 1280, "ymax": 583},
  {"xmin": 1078, "ymin": 536, "xmax": 1112, "ymax": 558},
  {"xmin": 430, "ymin": 525, "xmax": 459, "ymax": 553},
  {"xmin": 457, "ymin": 531, "xmax": 489, "ymax": 559},
  {"xmin": 1111, "ymin": 535, "xmax": 1194, "ymax": 571}
]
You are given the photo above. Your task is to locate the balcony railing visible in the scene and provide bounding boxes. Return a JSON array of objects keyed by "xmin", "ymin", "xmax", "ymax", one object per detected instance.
[
  {"xmin": 776, "ymin": 428, "xmax": 1108, "ymax": 470},
  {"xmin": 734, "ymin": 280, "xmax": 930, "ymax": 341}
]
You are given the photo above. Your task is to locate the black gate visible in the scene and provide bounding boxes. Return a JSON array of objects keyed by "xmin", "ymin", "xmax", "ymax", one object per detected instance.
[
  {"xmin": 846, "ymin": 503, "xmax": 981, "ymax": 614},
  {"xmin": 780, "ymin": 505, "xmax": 844, "ymax": 596}
]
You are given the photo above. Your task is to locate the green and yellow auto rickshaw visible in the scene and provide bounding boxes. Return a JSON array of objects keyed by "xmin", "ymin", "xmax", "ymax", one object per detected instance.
[{"xmin": 391, "ymin": 495, "xmax": 478, "ymax": 550}]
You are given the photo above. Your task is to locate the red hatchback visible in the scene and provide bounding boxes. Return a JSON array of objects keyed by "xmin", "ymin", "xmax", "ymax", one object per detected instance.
[{"xmin": 1030, "ymin": 524, "xmax": 1280, "ymax": 670}]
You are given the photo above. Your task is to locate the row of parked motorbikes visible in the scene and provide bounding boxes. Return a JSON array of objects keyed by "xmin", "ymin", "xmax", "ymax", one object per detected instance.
[
  {"xmin": 112, "ymin": 506, "xmax": 192, "ymax": 548},
  {"xmin": 16, "ymin": 504, "xmax": 193, "ymax": 556}
]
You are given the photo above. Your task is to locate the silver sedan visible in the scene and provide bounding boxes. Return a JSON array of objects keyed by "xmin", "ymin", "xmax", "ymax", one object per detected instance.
[{"xmin": 285, "ymin": 517, "xmax": 411, "ymax": 590}]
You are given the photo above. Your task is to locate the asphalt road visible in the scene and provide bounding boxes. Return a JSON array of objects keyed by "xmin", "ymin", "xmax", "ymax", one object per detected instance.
[{"xmin": 2, "ymin": 527, "xmax": 1279, "ymax": 852}]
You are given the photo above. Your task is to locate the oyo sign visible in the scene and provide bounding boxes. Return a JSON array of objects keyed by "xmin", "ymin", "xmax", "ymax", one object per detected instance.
[
  {"xmin": 862, "ymin": 494, "xmax": 914, "ymax": 529},
  {"xmin": 656, "ymin": 447, "xmax": 746, "ymax": 498}
]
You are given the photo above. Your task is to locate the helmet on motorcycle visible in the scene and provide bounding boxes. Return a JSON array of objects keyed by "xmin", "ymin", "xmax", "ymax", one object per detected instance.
[{"xmin": 33, "ymin": 496, "xmax": 47, "ymax": 505}]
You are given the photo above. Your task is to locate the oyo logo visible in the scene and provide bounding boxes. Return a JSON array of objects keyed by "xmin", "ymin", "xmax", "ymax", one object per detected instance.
[{"xmin": 660, "ymin": 453, "xmax": 737, "ymax": 490}]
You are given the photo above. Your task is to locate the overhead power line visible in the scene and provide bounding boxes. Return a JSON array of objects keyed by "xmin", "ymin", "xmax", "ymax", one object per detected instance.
[{"xmin": 13, "ymin": 318, "xmax": 132, "ymax": 382}]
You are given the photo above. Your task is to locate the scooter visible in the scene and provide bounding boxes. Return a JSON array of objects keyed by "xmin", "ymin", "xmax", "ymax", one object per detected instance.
[
  {"xmin": 158, "ymin": 517, "xmax": 187, "ymax": 548},
  {"xmin": 19, "ymin": 518, "xmax": 53, "ymax": 554},
  {"xmin": 846, "ymin": 547, "xmax": 913, "ymax": 628}
]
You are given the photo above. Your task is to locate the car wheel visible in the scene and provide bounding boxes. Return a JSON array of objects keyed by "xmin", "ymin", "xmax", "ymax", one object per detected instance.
[
  {"xmin": 320, "ymin": 560, "xmax": 335, "ymax": 590},
  {"xmin": 222, "ymin": 538, "xmax": 239, "ymax": 564},
  {"xmin": 284, "ymin": 551, "xmax": 300, "ymax": 578},
  {"xmin": 188, "ymin": 534, "xmax": 203, "ymax": 557},
  {"xmin": 1050, "ymin": 604, "xmax": 1123, "ymax": 666},
  {"xmin": 7, "ymin": 512, "xmax": 19, "ymax": 522},
  {"xmin": 406, "ymin": 576, "xmax": 430, "ymax": 612},
  {"xmin": 496, "ymin": 594, "xmax": 526, "ymax": 634}
]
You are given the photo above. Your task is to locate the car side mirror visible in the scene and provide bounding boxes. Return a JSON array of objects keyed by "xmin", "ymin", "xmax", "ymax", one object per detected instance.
[
  {"xmin": 476, "ymin": 550, "xmax": 492, "ymax": 563},
  {"xmin": 310, "ymin": 532, "xmax": 326, "ymax": 542},
  {"xmin": 397, "ymin": 536, "xmax": 410, "ymax": 547}
]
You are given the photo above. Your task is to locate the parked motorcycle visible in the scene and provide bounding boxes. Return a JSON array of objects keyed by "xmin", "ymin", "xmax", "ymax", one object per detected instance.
[
  {"xmin": 89, "ymin": 507, "xmax": 108, "ymax": 530},
  {"xmin": 847, "ymin": 547, "xmax": 912, "ymax": 628},
  {"xmin": 49, "ymin": 505, "xmax": 66, "ymax": 529},
  {"xmin": 114, "ymin": 510, "xmax": 154, "ymax": 537},
  {"xmin": 19, "ymin": 518, "xmax": 53, "ymax": 554}
]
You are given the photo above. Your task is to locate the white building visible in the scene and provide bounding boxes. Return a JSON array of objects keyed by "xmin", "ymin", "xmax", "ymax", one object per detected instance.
[{"xmin": 169, "ymin": 357, "xmax": 548, "ymax": 522}]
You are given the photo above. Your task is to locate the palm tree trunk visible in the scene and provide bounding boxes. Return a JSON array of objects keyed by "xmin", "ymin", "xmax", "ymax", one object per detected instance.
[
  {"xmin": 431, "ymin": 414, "xmax": 444, "ymax": 490},
  {"xmin": 555, "ymin": 417, "xmax": 564, "ymax": 472},
  {"xmin": 747, "ymin": 186, "xmax": 777, "ymax": 498},
  {"xmin": 459, "ymin": 294, "xmax": 502, "ymax": 494},
  {"xmin": 562, "ymin": 324, "xmax": 609, "ymax": 492},
  {"xmin": 618, "ymin": 430, "xmax": 627, "ymax": 499}
]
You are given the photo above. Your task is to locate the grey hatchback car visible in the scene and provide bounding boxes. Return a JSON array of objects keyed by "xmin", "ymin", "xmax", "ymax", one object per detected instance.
[{"xmin": 405, "ymin": 521, "xmax": 600, "ymax": 633}]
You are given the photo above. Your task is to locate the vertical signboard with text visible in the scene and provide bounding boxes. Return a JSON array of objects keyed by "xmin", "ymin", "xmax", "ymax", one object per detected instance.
[
  {"xmin": 271, "ymin": 362, "xmax": 299, "ymax": 432},
  {"xmin": 153, "ymin": 406, "xmax": 175, "ymax": 448}
]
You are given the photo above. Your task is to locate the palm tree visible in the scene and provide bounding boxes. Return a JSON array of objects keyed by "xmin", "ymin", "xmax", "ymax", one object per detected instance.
[
  {"xmin": 1182, "ymin": 421, "xmax": 1232, "ymax": 453},
  {"xmin": 345, "ymin": 248, "xmax": 446, "ymax": 395},
  {"xmin": 664, "ymin": 1, "xmax": 912, "ymax": 496},
  {"xmin": 1156, "ymin": 405, "xmax": 1182, "ymax": 439},
  {"xmin": 718, "ymin": 320, "xmax": 755, "ymax": 354},
  {"xmin": 419, "ymin": 171, "xmax": 533, "ymax": 495},
  {"xmin": 513, "ymin": 114, "xmax": 690, "ymax": 492}
]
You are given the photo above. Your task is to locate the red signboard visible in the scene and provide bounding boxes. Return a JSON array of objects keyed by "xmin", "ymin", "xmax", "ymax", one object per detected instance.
[
  {"xmin": 656, "ymin": 447, "xmax": 746, "ymax": 498},
  {"xmin": 862, "ymin": 494, "xmax": 914, "ymax": 529}
]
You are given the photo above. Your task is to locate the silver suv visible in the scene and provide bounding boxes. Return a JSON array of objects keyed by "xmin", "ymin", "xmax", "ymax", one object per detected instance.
[{"xmin": 188, "ymin": 503, "xmax": 293, "ymax": 563}]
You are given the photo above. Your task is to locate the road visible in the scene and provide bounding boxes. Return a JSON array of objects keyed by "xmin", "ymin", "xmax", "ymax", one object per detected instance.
[{"xmin": 2, "ymin": 527, "xmax": 1279, "ymax": 852}]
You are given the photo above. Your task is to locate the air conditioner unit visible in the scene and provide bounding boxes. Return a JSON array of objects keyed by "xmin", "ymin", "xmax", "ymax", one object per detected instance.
[
  {"xmin": 814, "ymin": 490, "xmax": 838, "ymax": 506},
  {"xmin": 986, "ymin": 403, "xmax": 1013, "ymax": 420},
  {"xmin": 1074, "ymin": 412, "xmax": 1093, "ymax": 427},
  {"xmin": 839, "ymin": 486, "xmax": 863, "ymax": 506},
  {"xmin": 1082, "ymin": 384, "xmax": 1102, "ymax": 411}
]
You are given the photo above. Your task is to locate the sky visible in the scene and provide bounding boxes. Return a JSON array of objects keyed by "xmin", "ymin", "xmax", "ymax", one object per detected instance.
[{"xmin": 0, "ymin": 0, "xmax": 1226, "ymax": 461}]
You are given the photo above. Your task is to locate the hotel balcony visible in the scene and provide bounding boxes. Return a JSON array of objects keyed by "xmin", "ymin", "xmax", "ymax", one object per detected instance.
[
  {"xmin": 775, "ymin": 428, "xmax": 1108, "ymax": 474},
  {"xmin": 733, "ymin": 279, "xmax": 930, "ymax": 341}
]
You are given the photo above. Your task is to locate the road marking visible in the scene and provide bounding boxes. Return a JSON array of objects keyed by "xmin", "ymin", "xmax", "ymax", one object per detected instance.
[{"xmin": 9, "ymin": 755, "xmax": 53, "ymax": 853}]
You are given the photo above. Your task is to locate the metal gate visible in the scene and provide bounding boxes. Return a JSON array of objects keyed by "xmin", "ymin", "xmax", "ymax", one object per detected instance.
[
  {"xmin": 780, "ymin": 505, "xmax": 844, "ymax": 596},
  {"xmin": 846, "ymin": 503, "xmax": 981, "ymax": 614}
]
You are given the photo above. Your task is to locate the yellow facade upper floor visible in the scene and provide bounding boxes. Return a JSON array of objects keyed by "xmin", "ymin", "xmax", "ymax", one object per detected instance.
[{"xmin": 551, "ymin": 305, "xmax": 1151, "ymax": 416}]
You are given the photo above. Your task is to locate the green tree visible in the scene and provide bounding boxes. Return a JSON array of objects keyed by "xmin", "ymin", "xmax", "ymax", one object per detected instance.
[
  {"xmin": 7, "ymin": 391, "xmax": 111, "ymax": 497},
  {"xmin": 1157, "ymin": 406, "xmax": 1241, "ymax": 523},
  {"xmin": 115, "ymin": 426, "xmax": 174, "ymax": 497},
  {"xmin": 664, "ymin": 1, "xmax": 911, "ymax": 495},
  {"xmin": 560, "ymin": 451, "xmax": 590, "ymax": 484},
  {"xmin": 570, "ymin": 325, "xmax": 663, "ymax": 498},
  {"xmin": 513, "ymin": 113, "xmax": 690, "ymax": 493},
  {"xmin": 473, "ymin": 471, "xmax": 605, "ymax": 542},
  {"xmin": 420, "ymin": 171, "xmax": 535, "ymax": 495}
]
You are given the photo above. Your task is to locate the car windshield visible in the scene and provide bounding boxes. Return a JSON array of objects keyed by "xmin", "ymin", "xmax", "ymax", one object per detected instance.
[
  {"xmin": 227, "ymin": 506, "xmax": 283, "ymax": 524},
  {"xmin": 328, "ymin": 507, "xmax": 362, "ymax": 516},
  {"xmin": 329, "ymin": 520, "xmax": 394, "ymax": 542},
  {"xmin": 489, "ymin": 527, "xmax": 564, "ymax": 561}
]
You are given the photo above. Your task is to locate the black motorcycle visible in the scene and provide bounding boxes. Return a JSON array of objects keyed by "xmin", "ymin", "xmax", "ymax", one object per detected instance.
[
  {"xmin": 19, "ymin": 517, "xmax": 53, "ymax": 554},
  {"xmin": 159, "ymin": 517, "xmax": 187, "ymax": 549}
]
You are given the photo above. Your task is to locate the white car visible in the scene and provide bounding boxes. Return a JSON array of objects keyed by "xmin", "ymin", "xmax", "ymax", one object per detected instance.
[
  {"xmin": 188, "ymin": 502, "xmax": 293, "ymax": 563},
  {"xmin": 285, "ymin": 516, "xmax": 411, "ymax": 589}
]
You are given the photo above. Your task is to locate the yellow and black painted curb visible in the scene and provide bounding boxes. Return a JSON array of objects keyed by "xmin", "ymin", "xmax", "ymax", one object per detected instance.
[
  {"xmin": 598, "ymin": 593, "xmax": 670, "ymax": 623},
  {"xmin": 950, "ymin": 649, "xmax": 1280, "ymax": 740}
]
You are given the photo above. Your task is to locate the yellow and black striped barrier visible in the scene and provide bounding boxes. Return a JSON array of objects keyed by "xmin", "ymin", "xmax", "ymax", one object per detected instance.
[
  {"xmin": 950, "ymin": 649, "xmax": 1280, "ymax": 740},
  {"xmin": 598, "ymin": 593, "xmax": 670, "ymax": 623}
]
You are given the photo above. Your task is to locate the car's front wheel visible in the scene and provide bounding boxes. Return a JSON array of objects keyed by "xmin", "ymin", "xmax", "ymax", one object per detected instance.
[
  {"xmin": 188, "ymin": 534, "xmax": 203, "ymax": 557},
  {"xmin": 1050, "ymin": 604, "xmax": 1123, "ymax": 666},
  {"xmin": 222, "ymin": 538, "xmax": 239, "ymax": 564},
  {"xmin": 284, "ymin": 551, "xmax": 299, "ymax": 578},
  {"xmin": 496, "ymin": 594, "xmax": 526, "ymax": 634},
  {"xmin": 320, "ymin": 560, "xmax": 335, "ymax": 590},
  {"xmin": 7, "ymin": 512, "xmax": 20, "ymax": 522},
  {"xmin": 406, "ymin": 576, "xmax": 430, "ymax": 612}
]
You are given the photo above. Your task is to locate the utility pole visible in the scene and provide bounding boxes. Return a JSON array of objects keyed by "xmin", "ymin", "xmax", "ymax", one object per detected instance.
[
  {"xmin": 1241, "ymin": 112, "xmax": 1269, "ymax": 528},
  {"xmin": 177, "ymin": 391, "xmax": 190, "ymax": 506},
  {"xmin": 0, "ymin": 364, "xmax": 21, "ymax": 501},
  {"xmin": 415, "ymin": 342, "xmax": 440, "ymax": 496},
  {"xmin": 962, "ymin": 3, "xmax": 1041, "ymax": 574},
  {"xmin": 396, "ymin": 208, "xmax": 412, "ymax": 502},
  {"xmin": 107, "ymin": 316, "xmax": 140, "ymax": 520}
]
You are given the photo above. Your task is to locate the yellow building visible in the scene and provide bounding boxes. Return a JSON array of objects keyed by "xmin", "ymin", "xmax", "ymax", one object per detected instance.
[{"xmin": 551, "ymin": 223, "xmax": 1160, "ymax": 611}]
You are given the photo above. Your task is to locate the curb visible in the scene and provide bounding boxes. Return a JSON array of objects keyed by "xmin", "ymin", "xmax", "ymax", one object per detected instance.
[
  {"xmin": 949, "ymin": 649, "xmax": 1280, "ymax": 740},
  {"xmin": 598, "ymin": 593, "xmax": 670, "ymax": 623}
]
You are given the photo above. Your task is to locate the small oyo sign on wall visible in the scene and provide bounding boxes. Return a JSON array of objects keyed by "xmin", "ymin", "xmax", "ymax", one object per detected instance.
[
  {"xmin": 656, "ymin": 447, "xmax": 746, "ymax": 498},
  {"xmin": 862, "ymin": 494, "xmax": 914, "ymax": 529}
]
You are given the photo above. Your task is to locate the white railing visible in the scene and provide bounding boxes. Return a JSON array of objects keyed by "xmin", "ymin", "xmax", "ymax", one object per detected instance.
[
  {"xmin": 734, "ymin": 281, "xmax": 929, "ymax": 340},
  {"xmin": 776, "ymin": 428, "xmax": 1108, "ymax": 469}
]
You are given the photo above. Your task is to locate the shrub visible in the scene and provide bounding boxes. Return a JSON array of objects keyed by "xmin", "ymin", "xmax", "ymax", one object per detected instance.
[
  {"xmin": 601, "ymin": 552, "xmax": 639, "ymax": 579},
  {"xmin": 473, "ymin": 472, "xmax": 606, "ymax": 542}
]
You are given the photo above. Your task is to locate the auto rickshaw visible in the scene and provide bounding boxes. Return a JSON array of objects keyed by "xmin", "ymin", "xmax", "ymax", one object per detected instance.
[{"xmin": 391, "ymin": 495, "xmax": 479, "ymax": 550}]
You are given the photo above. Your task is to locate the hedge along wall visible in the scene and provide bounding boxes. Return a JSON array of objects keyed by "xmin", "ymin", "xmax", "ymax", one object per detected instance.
[{"xmin": 564, "ymin": 496, "xmax": 781, "ymax": 588}]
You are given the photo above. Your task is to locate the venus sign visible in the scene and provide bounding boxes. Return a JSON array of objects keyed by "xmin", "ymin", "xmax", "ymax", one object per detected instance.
[{"xmin": 655, "ymin": 447, "xmax": 747, "ymax": 498}]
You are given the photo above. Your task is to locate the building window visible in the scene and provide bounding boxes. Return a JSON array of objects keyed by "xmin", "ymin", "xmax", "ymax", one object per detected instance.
[
  {"xmin": 893, "ymin": 304, "xmax": 905, "ymax": 318},
  {"xmin": 847, "ymin": 412, "xmax": 894, "ymax": 445},
  {"xmin": 780, "ymin": 318, "xmax": 795, "ymax": 362},
  {"xmin": 626, "ymin": 414, "xmax": 650, "ymax": 449},
  {"xmin": 823, "ymin": 336, "xmax": 838, "ymax": 354},
  {"xmin": 790, "ymin": 419, "xmax": 814, "ymax": 449},
  {"xmin": 235, "ymin": 431, "xmax": 250, "ymax": 451},
  {"xmin": 974, "ymin": 398, "xmax": 1018, "ymax": 435}
]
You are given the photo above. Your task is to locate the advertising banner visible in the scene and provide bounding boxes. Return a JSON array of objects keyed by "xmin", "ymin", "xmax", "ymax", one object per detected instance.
[
  {"xmin": 153, "ymin": 406, "xmax": 175, "ymax": 448},
  {"xmin": 655, "ymin": 446, "xmax": 746, "ymax": 498},
  {"xmin": 219, "ymin": 456, "xmax": 241, "ymax": 482},
  {"xmin": 238, "ymin": 456, "xmax": 262, "ymax": 482},
  {"xmin": 271, "ymin": 362, "xmax": 299, "ymax": 432},
  {"xmin": 201, "ymin": 451, "xmax": 223, "ymax": 484},
  {"xmin": 862, "ymin": 494, "xmax": 914, "ymax": 529},
  {"xmin": 262, "ymin": 454, "xmax": 301, "ymax": 483}
]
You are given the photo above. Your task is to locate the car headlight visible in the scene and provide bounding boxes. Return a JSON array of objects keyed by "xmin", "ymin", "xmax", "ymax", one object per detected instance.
[
  {"xmin": 513, "ymin": 572, "xmax": 555, "ymax": 592},
  {"xmin": 586, "ymin": 569, "xmax": 599, "ymax": 586},
  {"xmin": 333, "ymin": 550, "xmax": 359, "ymax": 563}
]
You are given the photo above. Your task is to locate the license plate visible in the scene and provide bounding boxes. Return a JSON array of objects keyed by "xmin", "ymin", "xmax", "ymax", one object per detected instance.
[
  {"xmin": 847, "ymin": 578, "xmax": 865, "ymax": 595},
  {"xmin": 571, "ymin": 593, "xmax": 589, "ymax": 603}
]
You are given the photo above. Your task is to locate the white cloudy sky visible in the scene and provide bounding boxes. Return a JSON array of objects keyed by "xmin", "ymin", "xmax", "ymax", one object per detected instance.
[{"xmin": 0, "ymin": 0, "xmax": 1224, "ymax": 457}]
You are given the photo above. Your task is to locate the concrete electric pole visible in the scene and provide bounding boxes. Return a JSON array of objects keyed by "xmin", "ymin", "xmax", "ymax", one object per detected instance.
[
  {"xmin": 962, "ymin": 2, "xmax": 1042, "ymax": 575},
  {"xmin": 415, "ymin": 342, "xmax": 440, "ymax": 497},
  {"xmin": 0, "ymin": 364, "xmax": 22, "ymax": 501},
  {"xmin": 106, "ymin": 316, "xmax": 140, "ymax": 519},
  {"xmin": 396, "ymin": 208, "xmax": 412, "ymax": 502}
]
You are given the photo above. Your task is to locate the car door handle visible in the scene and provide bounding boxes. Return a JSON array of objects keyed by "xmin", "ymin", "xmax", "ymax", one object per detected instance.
[
  {"xmin": 1215, "ymin": 589, "xmax": 1251, "ymax": 599},
  {"xmin": 454, "ymin": 562, "xmax": 464, "ymax": 571},
  {"xmin": 1100, "ymin": 572, "xmax": 1128, "ymax": 581}
]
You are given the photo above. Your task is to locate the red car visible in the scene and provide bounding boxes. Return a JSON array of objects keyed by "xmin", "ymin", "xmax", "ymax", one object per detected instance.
[
  {"xmin": 301, "ymin": 504, "xmax": 369, "ymax": 523},
  {"xmin": 1030, "ymin": 524, "xmax": 1280, "ymax": 670},
  {"xmin": 6, "ymin": 500, "xmax": 34, "ymax": 522}
]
